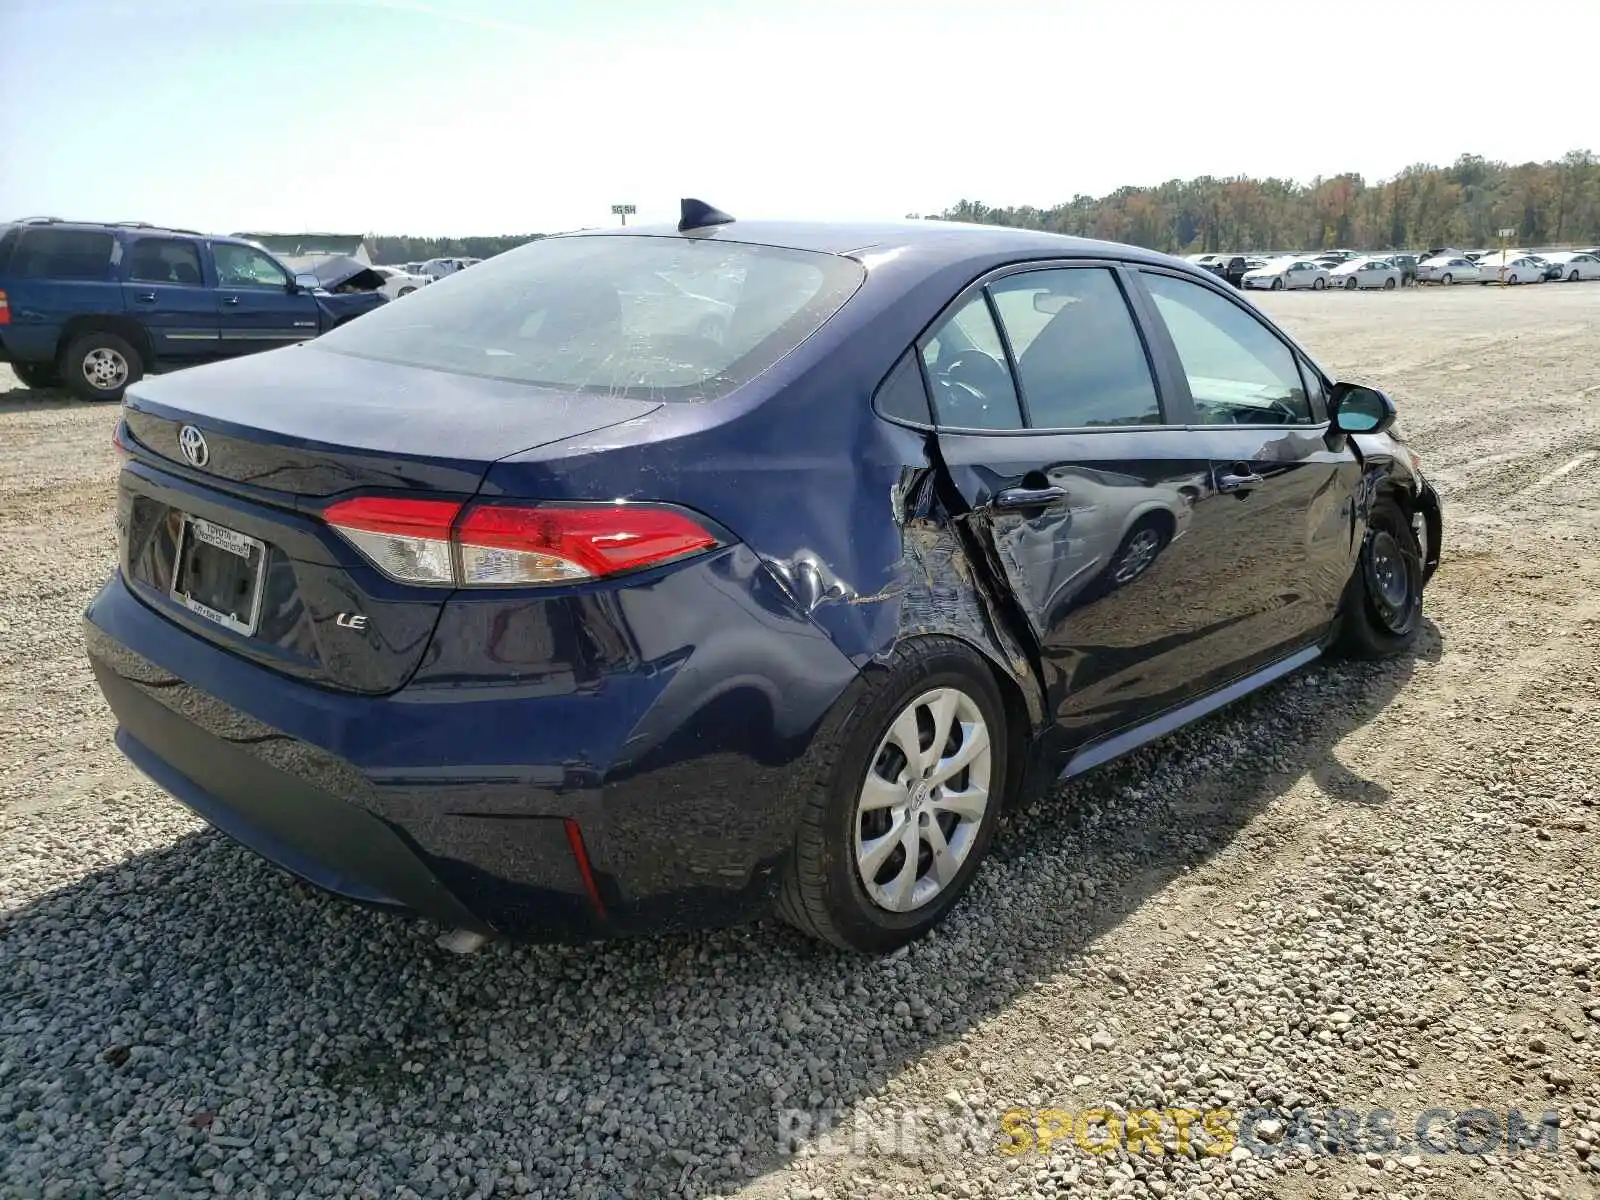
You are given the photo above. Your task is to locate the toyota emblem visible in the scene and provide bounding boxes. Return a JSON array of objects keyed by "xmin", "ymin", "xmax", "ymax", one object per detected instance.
[{"xmin": 178, "ymin": 425, "xmax": 209, "ymax": 468}]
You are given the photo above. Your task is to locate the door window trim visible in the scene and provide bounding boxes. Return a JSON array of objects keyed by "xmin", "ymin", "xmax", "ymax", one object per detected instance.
[
  {"xmin": 889, "ymin": 257, "xmax": 1178, "ymax": 437},
  {"xmin": 1128, "ymin": 265, "xmax": 1334, "ymax": 429}
]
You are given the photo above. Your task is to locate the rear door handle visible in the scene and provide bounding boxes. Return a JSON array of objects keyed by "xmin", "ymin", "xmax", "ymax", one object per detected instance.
[
  {"xmin": 221, "ymin": 295, "xmax": 239, "ymax": 305},
  {"xmin": 134, "ymin": 292, "xmax": 157, "ymax": 302},
  {"xmin": 1216, "ymin": 470, "xmax": 1264, "ymax": 493},
  {"xmin": 992, "ymin": 485, "xmax": 1070, "ymax": 510}
]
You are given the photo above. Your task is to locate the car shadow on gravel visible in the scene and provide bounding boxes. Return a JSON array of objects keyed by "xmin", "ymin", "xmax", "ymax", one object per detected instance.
[{"xmin": 0, "ymin": 622, "xmax": 1442, "ymax": 1198}]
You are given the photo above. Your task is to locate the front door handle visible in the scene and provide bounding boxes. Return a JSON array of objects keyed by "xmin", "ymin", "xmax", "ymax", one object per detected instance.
[
  {"xmin": 221, "ymin": 295, "xmax": 240, "ymax": 305},
  {"xmin": 1216, "ymin": 469, "xmax": 1264, "ymax": 493},
  {"xmin": 993, "ymin": 485, "xmax": 1069, "ymax": 510},
  {"xmin": 133, "ymin": 292, "xmax": 157, "ymax": 302}
]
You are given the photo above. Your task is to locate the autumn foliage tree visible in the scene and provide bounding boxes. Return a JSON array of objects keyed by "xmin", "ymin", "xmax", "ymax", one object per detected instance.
[{"xmin": 926, "ymin": 151, "xmax": 1600, "ymax": 252}]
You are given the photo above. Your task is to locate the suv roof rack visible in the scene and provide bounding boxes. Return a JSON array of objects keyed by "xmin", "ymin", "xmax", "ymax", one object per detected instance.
[
  {"xmin": 15, "ymin": 216, "xmax": 63, "ymax": 225},
  {"xmin": 109, "ymin": 221, "xmax": 204, "ymax": 235}
]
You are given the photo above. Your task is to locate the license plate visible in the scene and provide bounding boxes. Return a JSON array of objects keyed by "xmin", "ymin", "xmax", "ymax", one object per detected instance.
[{"xmin": 170, "ymin": 516, "xmax": 267, "ymax": 636}]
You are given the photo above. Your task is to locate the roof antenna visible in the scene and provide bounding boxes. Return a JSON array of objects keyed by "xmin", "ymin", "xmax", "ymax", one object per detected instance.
[{"xmin": 678, "ymin": 198, "xmax": 735, "ymax": 232}]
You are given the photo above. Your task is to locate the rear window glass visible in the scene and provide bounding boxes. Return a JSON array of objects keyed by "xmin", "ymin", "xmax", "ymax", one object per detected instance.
[
  {"xmin": 11, "ymin": 228, "xmax": 117, "ymax": 281},
  {"xmin": 314, "ymin": 235, "xmax": 865, "ymax": 401}
]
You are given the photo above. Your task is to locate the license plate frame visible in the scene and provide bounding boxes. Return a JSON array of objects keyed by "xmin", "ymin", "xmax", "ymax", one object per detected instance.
[{"xmin": 169, "ymin": 515, "xmax": 268, "ymax": 637}]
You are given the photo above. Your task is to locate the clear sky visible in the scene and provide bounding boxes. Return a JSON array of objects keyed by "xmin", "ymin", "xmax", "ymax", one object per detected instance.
[{"xmin": 2, "ymin": 0, "xmax": 1595, "ymax": 236}]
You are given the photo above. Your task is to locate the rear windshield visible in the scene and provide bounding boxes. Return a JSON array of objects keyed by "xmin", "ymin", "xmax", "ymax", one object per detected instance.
[{"xmin": 314, "ymin": 234, "xmax": 865, "ymax": 401}]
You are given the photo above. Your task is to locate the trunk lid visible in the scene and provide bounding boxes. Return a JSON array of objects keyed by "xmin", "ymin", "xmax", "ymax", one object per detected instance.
[{"xmin": 116, "ymin": 345, "xmax": 662, "ymax": 694}]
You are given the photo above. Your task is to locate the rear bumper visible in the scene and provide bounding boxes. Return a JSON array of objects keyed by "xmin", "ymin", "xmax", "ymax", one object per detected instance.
[{"xmin": 84, "ymin": 553, "xmax": 861, "ymax": 940}]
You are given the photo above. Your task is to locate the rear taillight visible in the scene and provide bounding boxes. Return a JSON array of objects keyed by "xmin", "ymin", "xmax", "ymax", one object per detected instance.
[
  {"xmin": 322, "ymin": 497, "xmax": 722, "ymax": 587},
  {"xmin": 0, "ymin": 290, "xmax": 10, "ymax": 325}
]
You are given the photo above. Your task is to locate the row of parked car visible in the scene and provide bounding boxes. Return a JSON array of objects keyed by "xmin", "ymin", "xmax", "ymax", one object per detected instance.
[{"xmin": 1185, "ymin": 246, "xmax": 1600, "ymax": 291}]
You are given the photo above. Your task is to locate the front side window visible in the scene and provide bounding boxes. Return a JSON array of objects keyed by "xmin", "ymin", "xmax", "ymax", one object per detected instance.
[
  {"xmin": 12, "ymin": 228, "xmax": 116, "ymax": 281},
  {"xmin": 989, "ymin": 268, "xmax": 1162, "ymax": 428},
  {"xmin": 920, "ymin": 294, "xmax": 1023, "ymax": 429},
  {"xmin": 127, "ymin": 238, "xmax": 204, "ymax": 286},
  {"xmin": 315, "ymin": 234, "xmax": 864, "ymax": 401},
  {"xmin": 213, "ymin": 244, "xmax": 290, "ymax": 288},
  {"xmin": 1142, "ymin": 272, "xmax": 1313, "ymax": 425}
]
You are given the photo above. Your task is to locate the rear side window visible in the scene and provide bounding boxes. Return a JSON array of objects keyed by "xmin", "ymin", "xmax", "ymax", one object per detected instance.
[
  {"xmin": 315, "ymin": 235, "xmax": 864, "ymax": 401},
  {"xmin": 10, "ymin": 228, "xmax": 117, "ymax": 281},
  {"xmin": 919, "ymin": 294, "xmax": 1024, "ymax": 430},
  {"xmin": 127, "ymin": 238, "xmax": 204, "ymax": 286},
  {"xmin": 989, "ymin": 268, "xmax": 1162, "ymax": 428}
]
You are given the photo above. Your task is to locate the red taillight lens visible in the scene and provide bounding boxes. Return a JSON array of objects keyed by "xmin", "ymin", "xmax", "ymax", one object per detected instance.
[
  {"xmin": 456, "ymin": 503, "xmax": 720, "ymax": 586},
  {"xmin": 112, "ymin": 420, "xmax": 129, "ymax": 457},
  {"xmin": 323, "ymin": 497, "xmax": 721, "ymax": 587},
  {"xmin": 0, "ymin": 290, "xmax": 10, "ymax": 326}
]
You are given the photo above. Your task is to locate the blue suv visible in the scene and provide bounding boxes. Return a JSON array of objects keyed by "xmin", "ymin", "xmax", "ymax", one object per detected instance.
[{"xmin": 0, "ymin": 218, "xmax": 386, "ymax": 401}]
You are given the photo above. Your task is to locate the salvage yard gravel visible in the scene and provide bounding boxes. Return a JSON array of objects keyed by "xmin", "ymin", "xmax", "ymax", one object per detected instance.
[{"xmin": 3, "ymin": 284, "xmax": 1600, "ymax": 1199}]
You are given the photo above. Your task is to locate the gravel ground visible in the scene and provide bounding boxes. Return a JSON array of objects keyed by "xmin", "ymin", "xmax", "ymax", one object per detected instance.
[{"xmin": 3, "ymin": 284, "xmax": 1600, "ymax": 1200}]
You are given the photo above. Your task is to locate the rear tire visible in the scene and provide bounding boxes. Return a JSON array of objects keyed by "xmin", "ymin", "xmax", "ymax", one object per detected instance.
[
  {"xmin": 1345, "ymin": 277, "xmax": 1358, "ymax": 290},
  {"xmin": 1312, "ymin": 276, "xmax": 1326, "ymax": 290},
  {"xmin": 11, "ymin": 361, "xmax": 61, "ymax": 390},
  {"xmin": 1570, "ymin": 270, "xmax": 1581, "ymax": 282},
  {"xmin": 1271, "ymin": 277, "xmax": 1284, "ymax": 291},
  {"xmin": 776, "ymin": 638, "xmax": 1011, "ymax": 953},
  {"xmin": 1383, "ymin": 277, "xmax": 1397, "ymax": 290},
  {"xmin": 62, "ymin": 331, "xmax": 143, "ymax": 402},
  {"xmin": 1334, "ymin": 496, "xmax": 1424, "ymax": 660},
  {"xmin": 1440, "ymin": 273, "xmax": 1453, "ymax": 285}
]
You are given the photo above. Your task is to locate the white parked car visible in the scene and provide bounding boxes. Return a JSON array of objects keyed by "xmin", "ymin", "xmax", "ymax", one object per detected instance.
[
  {"xmin": 1240, "ymin": 258, "xmax": 1330, "ymax": 291},
  {"xmin": 1330, "ymin": 257, "xmax": 1402, "ymax": 290},
  {"xmin": 1473, "ymin": 252, "xmax": 1546, "ymax": 285},
  {"xmin": 419, "ymin": 256, "xmax": 482, "ymax": 281},
  {"xmin": 1541, "ymin": 251, "xmax": 1600, "ymax": 282},
  {"xmin": 1416, "ymin": 255, "xmax": 1481, "ymax": 284},
  {"xmin": 370, "ymin": 265, "xmax": 432, "ymax": 299}
]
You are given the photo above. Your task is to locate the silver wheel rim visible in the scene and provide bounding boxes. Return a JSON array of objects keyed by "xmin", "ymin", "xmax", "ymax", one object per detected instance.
[
  {"xmin": 854, "ymin": 687, "xmax": 992, "ymax": 914},
  {"xmin": 1113, "ymin": 528, "xmax": 1161, "ymax": 583},
  {"xmin": 82, "ymin": 347, "xmax": 128, "ymax": 391}
]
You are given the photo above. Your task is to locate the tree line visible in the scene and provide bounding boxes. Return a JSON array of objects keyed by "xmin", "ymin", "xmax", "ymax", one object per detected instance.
[
  {"xmin": 918, "ymin": 151, "xmax": 1600, "ymax": 253},
  {"xmin": 368, "ymin": 234, "xmax": 542, "ymax": 265}
]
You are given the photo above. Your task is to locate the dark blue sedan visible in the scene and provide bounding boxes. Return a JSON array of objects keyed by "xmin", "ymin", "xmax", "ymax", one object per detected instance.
[{"xmin": 85, "ymin": 201, "xmax": 1442, "ymax": 953}]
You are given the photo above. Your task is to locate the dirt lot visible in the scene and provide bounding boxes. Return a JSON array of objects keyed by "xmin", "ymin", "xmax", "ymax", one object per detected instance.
[{"xmin": 2, "ymin": 285, "xmax": 1599, "ymax": 1200}]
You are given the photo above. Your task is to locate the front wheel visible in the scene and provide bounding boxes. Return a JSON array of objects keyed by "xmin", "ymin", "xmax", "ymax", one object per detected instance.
[
  {"xmin": 1440, "ymin": 273, "xmax": 1453, "ymax": 285},
  {"xmin": 62, "ymin": 331, "xmax": 143, "ymax": 402},
  {"xmin": 777, "ymin": 639, "xmax": 1009, "ymax": 953},
  {"xmin": 1507, "ymin": 274, "xmax": 1519, "ymax": 286},
  {"xmin": 1271, "ymin": 277, "xmax": 1284, "ymax": 291},
  {"xmin": 1334, "ymin": 497, "xmax": 1424, "ymax": 660},
  {"xmin": 11, "ymin": 361, "xmax": 61, "ymax": 390},
  {"xmin": 1312, "ymin": 276, "xmax": 1326, "ymax": 290},
  {"xmin": 1570, "ymin": 270, "xmax": 1581, "ymax": 283},
  {"xmin": 1384, "ymin": 277, "xmax": 1397, "ymax": 290},
  {"xmin": 1345, "ymin": 277, "xmax": 1359, "ymax": 290}
]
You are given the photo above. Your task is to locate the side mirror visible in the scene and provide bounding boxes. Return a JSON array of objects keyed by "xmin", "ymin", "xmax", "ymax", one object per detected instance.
[
  {"xmin": 292, "ymin": 273, "xmax": 321, "ymax": 293},
  {"xmin": 1330, "ymin": 382, "xmax": 1397, "ymax": 435}
]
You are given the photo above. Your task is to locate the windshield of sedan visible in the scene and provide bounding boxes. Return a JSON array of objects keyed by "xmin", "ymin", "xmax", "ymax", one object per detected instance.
[{"xmin": 314, "ymin": 234, "xmax": 865, "ymax": 401}]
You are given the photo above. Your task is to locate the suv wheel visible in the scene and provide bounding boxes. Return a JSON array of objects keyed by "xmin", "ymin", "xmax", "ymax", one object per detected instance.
[
  {"xmin": 63, "ymin": 332, "xmax": 143, "ymax": 402},
  {"xmin": 11, "ymin": 362, "xmax": 61, "ymax": 390},
  {"xmin": 777, "ymin": 638, "xmax": 1010, "ymax": 953}
]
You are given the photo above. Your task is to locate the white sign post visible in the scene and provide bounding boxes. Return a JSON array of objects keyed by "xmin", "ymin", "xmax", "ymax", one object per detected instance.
[
  {"xmin": 611, "ymin": 204, "xmax": 637, "ymax": 227},
  {"xmin": 1496, "ymin": 228, "xmax": 1516, "ymax": 284}
]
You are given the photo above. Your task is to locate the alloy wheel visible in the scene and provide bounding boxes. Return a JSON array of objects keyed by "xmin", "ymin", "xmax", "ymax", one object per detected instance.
[
  {"xmin": 82, "ymin": 348, "xmax": 129, "ymax": 392},
  {"xmin": 854, "ymin": 687, "xmax": 992, "ymax": 914},
  {"xmin": 1113, "ymin": 528, "xmax": 1162, "ymax": 583}
]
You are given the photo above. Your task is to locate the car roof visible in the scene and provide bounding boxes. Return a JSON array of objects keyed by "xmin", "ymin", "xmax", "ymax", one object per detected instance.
[
  {"xmin": 1, "ymin": 217, "xmax": 249, "ymax": 243},
  {"xmin": 564, "ymin": 218, "xmax": 1185, "ymax": 271}
]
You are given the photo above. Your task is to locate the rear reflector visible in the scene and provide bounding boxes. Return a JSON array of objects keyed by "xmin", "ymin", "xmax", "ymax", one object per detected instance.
[
  {"xmin": 0, "ymin": 290, "xmax": 10, "ymax": 325},
  {"xmin": 322, "ymin": 497, "xmax": 722, "ymax": 587}
]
